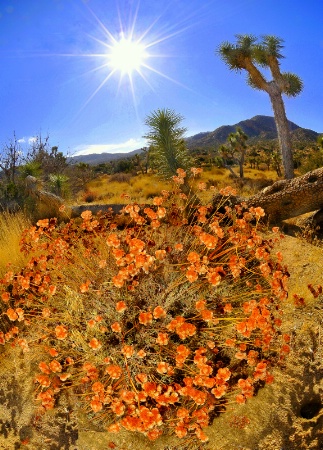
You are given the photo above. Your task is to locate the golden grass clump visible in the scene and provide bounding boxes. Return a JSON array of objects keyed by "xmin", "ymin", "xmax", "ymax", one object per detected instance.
[
  {"xmin": 85, "ymin": 173, "xmax": 172, "ymax": 204},
  {"xmin": 0, "ymin": 211, "xmax": 31, "ymax": 276},
  {"xmin": 0, "ymin": 168, "xmax": 292, "ymax": 444}
]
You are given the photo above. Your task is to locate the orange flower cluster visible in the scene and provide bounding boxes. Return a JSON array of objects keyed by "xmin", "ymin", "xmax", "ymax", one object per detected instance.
[
  {"xmin": 167, "ymin": 316, "xmax": 196, "ymax": 340},
  {"xmin": 0, "ymin": 168, "xmax": 292, "ymax": 445}
]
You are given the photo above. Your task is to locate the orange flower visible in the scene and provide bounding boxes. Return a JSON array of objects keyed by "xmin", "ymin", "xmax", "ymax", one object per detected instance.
[
  {"xmin": 139, "ymin": 312, "xmax": 153, "ymax": 326},
  {"xmin": 186, "ymin": 267, "xmax": 198, "ymax": 283},
  {"xmin": 153, "ymin": 306, "xmax": 166, "ymax": 319},
  {"xmin": 135, "ymin": 373, "xmax": 148, "ymax": 384},
  {"xmin": 42, "ymin": 308, "xmax": 51, "ymax": 318},
  {"xmin": 156, "ymin": 333, "xmax": 169, "ymax": 345},
  {"xmin": 147, "ymin": 429, "xmax": 162, "ymax": 441},
  {"xmin": 187, "ymin": 252, "xmax": 200, "ymax": 264},
  {"xmin": 105, "ymin": 365, "xmax": 122, "ymax": 379},
  {"xmin": 176, "ymin": 168, "xmax": 186, "ymax": 178},
  {"xmin": 39, "ymin": 362, "xmax": 51, "ymax": 374},
  {"xmin": 1, "ymin": 292, "xmax": 10, "ymax": 303},
  {"xmin": 211, "ymin": 385, "xmax": 227, "ymax": 399},
  {"xmin": 6, "ymin": 308, "xmax": 18, "ymax": 321},
  {"xmin": 111, "ymin": 322, "xmax": 122, "ymax": 333},
  {"xmin": 87, "ymin": 319, "xmax": 96, "ymax": 328},
  {"xmin": 175, "ymin": 425, "xmax": 188, "ymax": 438},
  {"xmin": 201, "ymin": 309, "xmax": 213, "ymax": 322},
  {"xmin": 89, "ymin": 338, "xmax": 102, "ymax": 350},
  {"xmin": 153, "ymin": 196, "xmax": 163, "ymax": 206},
  {"xmin": 174, "ymin": 243, "xmax": 183, "ymax": 251},
  {"xmin": 156, "ymin": 361, "xmax": 170, "ymax": 374},
  {"xmin": 223, "ymin": 303, "xmax": 232, "ymax": 313},
  {"xmin": 121, "ymin": 345, "xmax": 134, "ymax": 358},
  {"xmin": 199, "ymin": 232, "xmax": 217, "ymax": 249},
  {"xmin": 49, "ymin": 360, "xmax": 62, "ymax": 373},
  {"xmin": 106, "ymin": 233, "xmax": 121, "ymax": 248},
  {"xmin": 37, "ymin": 218, "xmax": 49, "ymax": 228},
  {"xmin": 137, "ymin": 349, "xmax": 146, "ymax": 358},
  {"xmin": 80, "ymin": 280, "xmax": 90, "ymax": 293},
  {"xmin": 92, "ymin": 381, "xmax": 105, "ymax": 393},
  {"xmin": 59, "ymin": 372, "xmax": 71, "ymax": 381},
  {"xmin": 195, "ymin": 299, "xmax": 206, "ymax": 311},
  {"xmin": 108, "ymin": 423, "xmax": 121, "ymax": 433},
  {"xmin": 191, "ymin": 167, "xmax": 203, "ymax": 176},
  {"xmin": 116, "ymin": 301, "xmax": 127, "ymax": 313},
  {"xmin": 176, "ymin": 322, "xmax": 196, "ymax": 340},
  {"xmin": 236, "ymin": 394, "xmax": 246, "ymax": 404},
  {"xmin": 48, "ymin": 285, "xmax": 57, "ymax": 295},
  {"xmin": 172, "ymin": 175, "xmax": 184, "ymax": 185},
  {"xmin": 206, "ymin": 270, "xmax": 222, "ymax": 286},
  {"xmin": 15, "ymin": 308, "xmax": 24, "ymax": 321},
  {"xmin": 35, "ymin": 374, "xmax": 51, "ymax": 387},
  {"xmin": 48, "ymin": 347, "xmax": 58, "ymax": 357},
  {"xmin": 55, "ymin": 325, "xmax": 68, "ymax": 340},
  {"xmin": 155, "ymin": 249, "xmax": 166, "ymax": 260},
  {"xmin": 157, "ymin": 207, "xmax": 166, "ymax": 218},
  {"xmin": 111, "ymin": 400, "xmax": 125, "ymax": 416},
  {"xmin": 91, "ymin": 397, "xmax": 103, "ymax": 412},
  {"xmin": 216, "ymin": 367, "xmax": 231, "ymax": 382},
  {"xmin": 219, "ymin": 186, "xmax": 237, "ymax": 196},
  {"xmin": 81, "ymin": 210, "xmax": 92, "ymax": 221},
  {"xmin": 151, "ymin": 219, "xmax": 160, "ymax": 228}
]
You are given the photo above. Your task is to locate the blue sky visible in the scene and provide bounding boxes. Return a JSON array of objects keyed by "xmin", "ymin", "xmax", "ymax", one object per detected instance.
[{"xmin": 0, "ymin": 0, "xmax": 322, "ymax": 156}]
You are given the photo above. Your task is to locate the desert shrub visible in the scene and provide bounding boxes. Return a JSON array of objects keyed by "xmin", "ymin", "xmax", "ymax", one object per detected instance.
[
  {"xmin": 0, "ymin": 168, "xmax": 290, "ymax": 444},
  {"xmin": 82, "ymin": 190, "xmax": 98, "ymax": 203},
  {"xmin": 109, "ymin": 172, "xmax": 133, "ymax": 183}
]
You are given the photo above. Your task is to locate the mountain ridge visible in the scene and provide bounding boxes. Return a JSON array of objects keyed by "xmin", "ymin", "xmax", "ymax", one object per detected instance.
[{"xmin": 69, "ymin": 115, "xmax": 321, "ymax": 165}]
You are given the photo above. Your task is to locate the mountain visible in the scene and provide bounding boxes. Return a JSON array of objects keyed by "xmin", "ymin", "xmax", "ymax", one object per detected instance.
[
  {"xmin": 68, "ymin": 148, "xmax": 143, "ymax": 165},
  {"xmin": 185, "ymin": 115, "xmax": 320, "ymax": 150},
  {"xmin": 69, "ymin": 116, "xmax": 320, "ymax": 165}
]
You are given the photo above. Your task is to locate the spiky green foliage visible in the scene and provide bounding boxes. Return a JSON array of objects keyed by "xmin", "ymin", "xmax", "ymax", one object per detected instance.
[
  {"xmin": 144, "ymin": 108, "xmax": 193, "ymax": 179},
  {"xmin": 217, "ymin": 34, "xmax": 303, "ymax": 97}
]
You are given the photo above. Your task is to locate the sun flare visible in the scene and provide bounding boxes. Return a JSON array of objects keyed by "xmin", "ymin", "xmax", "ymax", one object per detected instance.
[{"xmin": 108, "ymin": 37, "xmax": 148, "ymax": 75}]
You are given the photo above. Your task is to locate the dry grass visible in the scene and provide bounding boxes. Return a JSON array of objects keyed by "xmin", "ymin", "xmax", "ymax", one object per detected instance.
[
  {"xmin": 83, "ymin": 173, "xmax": 172, "ymax": 204},
  {"xmin": 0, "ymin": 211, "xmax": 31, "ymax": 276},
  {"xmin": 82, "ymin": 167, "xmax": 280, "ymax": 206}
]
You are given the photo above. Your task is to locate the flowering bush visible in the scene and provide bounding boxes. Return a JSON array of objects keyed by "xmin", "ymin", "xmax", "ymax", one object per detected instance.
[{"xmin": 0, "ymin": 168, "xmax": 290, "ymax": 443}]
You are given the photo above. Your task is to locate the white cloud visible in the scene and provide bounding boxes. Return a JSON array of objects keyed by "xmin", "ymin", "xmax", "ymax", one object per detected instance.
[
  {"xmin": 73, "ymin": 138, "xmax": 146, "ymax": 156},
  {"xmin": 17, "ymin": 136, "xmax": 38, "ymax": 145}
]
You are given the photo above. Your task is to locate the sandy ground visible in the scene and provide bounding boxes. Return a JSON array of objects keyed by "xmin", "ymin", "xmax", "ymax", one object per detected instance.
[{"xmin": 0, "ymin": 235, "xmax": 322, "ymax": 450}]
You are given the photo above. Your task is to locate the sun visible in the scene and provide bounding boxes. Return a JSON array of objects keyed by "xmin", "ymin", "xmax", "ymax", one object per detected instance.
[
  {"xmin": 68, "ymin": 3, "xmax": 194, "ymax": 114},
  {"xmin": 108, "ymin": 36, "xmax": 148, "ymax": 76}
]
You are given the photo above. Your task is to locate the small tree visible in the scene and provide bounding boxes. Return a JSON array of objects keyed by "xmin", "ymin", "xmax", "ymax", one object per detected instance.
[
  {"xmin": 217, "ymin": 35, "xmax": 303, "ymax": 179},
  {"xmin": 144, "ymin": 108, "xmax": 192, "ymax": 179},
  {"xmin": 219, "ymin": 127, "xmax": 248, "ymax": 178},
  {"xmin": 227, "ymin": 127, "xmax": 248, "ymax": 178},
  {"xmin": 0, "ymin": 132, "xmax": 23, "ymax": 186}
]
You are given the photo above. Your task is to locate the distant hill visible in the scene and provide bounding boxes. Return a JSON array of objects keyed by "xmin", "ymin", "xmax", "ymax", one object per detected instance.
[
  {"xmin": 185, "ymin": 115, "xmax": 320, "ymax": 150},
  {"xmin": 68, "ymin": 148, "xmax": 143, "ymax": 165},
  {"xmin": 69, "ymin": 116, "xmax": 321, "ymax": 165}
]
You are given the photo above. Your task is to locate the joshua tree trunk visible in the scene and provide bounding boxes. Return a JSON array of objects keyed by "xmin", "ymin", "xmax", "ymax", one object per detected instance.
[
  {"xmin": 212, "ymin": 167, "xmax": 323, "ymax": 224},
  {"xmin": 267, "ymin": 83, "xmax": 294, "ymax": 180}
]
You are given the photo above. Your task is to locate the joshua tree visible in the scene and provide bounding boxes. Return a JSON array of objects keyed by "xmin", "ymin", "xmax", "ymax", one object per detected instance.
[
  {"xmin": 227, "ymin": 127, "xmax": 248, "ymax": 178},
  {"xmin": 144, "ymin": 108, "xmax": 192, "ymax": 179},
  {"xmin": 217, "ymin": 35, "xmax": 303, "ymax": 179}
]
